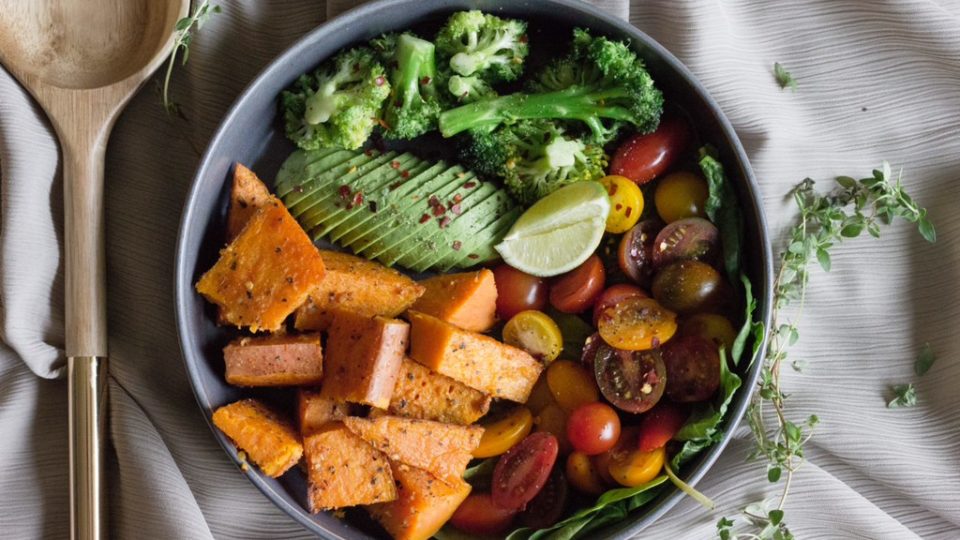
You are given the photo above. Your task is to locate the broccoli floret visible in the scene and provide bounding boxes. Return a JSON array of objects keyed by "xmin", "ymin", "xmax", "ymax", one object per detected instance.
[
  {"xmin": 459, "ymin": 121, "xmax": 606, "ymax": 204},
  {"xmin": 281, "ymin": 47, "xmax": 390, "ymax": 150},
  {"xmin": 448, "ymin": 74, "xmax": 497, "ymax": 103},
  {"xmin": 372, "ymin": 33, "xmax": 442, "ymax": 139},
  {"xmin": 435, "ymin": 10, "xmax": 528, "ymax": 83},
  {"xmin": 438, "ymin": 28, "xmax": 663, "ymax": 145}
]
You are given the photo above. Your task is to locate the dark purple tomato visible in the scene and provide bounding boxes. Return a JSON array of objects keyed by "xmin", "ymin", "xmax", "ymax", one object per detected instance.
[
  {"xmin": 593, "ymin": 343, "xmax": 667, "ymax": 414},
  {"xmin": 661, "ymin": 335, "xmax": 721, "ymax": 402},
  {"xmin": 618, "ymin": 220, "xmax": 663, "ymax": 288},
  {"xmin": 651, "ymin": 260, "xmax": 723, "ymax": 314},
  {"xmin": 492, "ymin": 432, "xmax": 559, "ymax": 511},
  {"xmin": 518, "ymin": 467, "xmax": 569, "ymax": 529},
  {"xmin": 652, "ymin": 217, "xmax": 720, "ymax": 270}
]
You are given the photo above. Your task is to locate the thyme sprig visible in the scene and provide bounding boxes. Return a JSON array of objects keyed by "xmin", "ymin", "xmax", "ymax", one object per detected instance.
[{"xmin": 161, "ymin": 1, "xmax": 222, "ymax": 116}]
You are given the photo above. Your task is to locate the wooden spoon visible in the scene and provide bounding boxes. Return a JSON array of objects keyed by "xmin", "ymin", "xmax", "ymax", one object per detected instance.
[{"xmin": 0, "ymin": 1, "xmax": 188, "ymax": 538}]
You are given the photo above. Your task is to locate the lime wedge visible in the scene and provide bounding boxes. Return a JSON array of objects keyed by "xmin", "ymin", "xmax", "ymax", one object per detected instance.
[{"xmin": 495, "ymin": 182, "xmax": 611, "ymax": 277}]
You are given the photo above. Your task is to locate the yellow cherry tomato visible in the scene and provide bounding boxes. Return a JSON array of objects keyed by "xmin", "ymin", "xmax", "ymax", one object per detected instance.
[
  {"xmin": 654, "ymin": 170, "xmax": 709, "ymax": 223},
  {"xmin": 534, "ymin": 403, "xmax": 572, "ymax": 455},
  {"xmin": 680, "ymin": 313, "xmax": 737, "ymax": 354},
  {"xmin": 525, "ymin": 374, "xmax": 556, "ymax": 414},
  {"xmin": 546, "ymin": 360, "xmax": 600, "ymax": 413},
  {"xmin": 566, "ymin": 451, "xmax": 607, "ymax": 495},
  {"xmin": 473, "ymin": 406, "xmax": 534, "ymax": 458},
  {"xmin": 608, "ymin": 446, "xmax": 666, "ymax": 487},
  {"xmin": 600, "ymin": 175, "xmax": 644, "ymax": 234},
  {"xmin": 503, "ymin": 310, "xmax": 563, "ymax": 365}
]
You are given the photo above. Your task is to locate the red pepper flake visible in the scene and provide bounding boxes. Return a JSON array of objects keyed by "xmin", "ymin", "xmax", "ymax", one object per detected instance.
[
  {"xmin": 452, "ymin": 241, "xmax": 462, "ymax": 251},
  {"xmin": 615, "ymin": 203, "xmax": 623, "ymax": 211},
  {"xmin": 439, "ymin": 216, "xmax": 451, "ymax": 228},
  {"xmin": 450, "ymin": 203, "xmax": 462, "ymax": 215},
  {"xmin": 364, "ymin": 149, "xmax": 374, "ymax": 157},
  {"xmin": 420, "ymin": 76, "xmax": 432, "ymax": 85},
  {"xmin": 463, "ymin": 181, "xmax": 477, "ymax": 189},
  {"xmin": 468, "ymin": 253, "xmax": 480, "ymax": 259},
  {"xmin": 375, "ymin": 76, "xmax": 386, "ymax": 86},
  {"xmin": 352, "ymin": 191, "xmax": 364, "ymax": 207},
  {"xmin": 428, "ymin": 195, "xmax": 440, "ymax": 206},
  {"xmin": 390, "ymin": 160, "xmax": 401, "ymax": 169},
  {"xmin": 432, "ymin": 204, "xmax": 446, "ymax": 217},
  {"xmin": 519, "ymin": 35, "xmax": 528, "ymax": 43},
  {"xmin": 389, "ymin": 181, "xmax": 403, "ymax": 190},
  {"xmin": 625, "ymin": 206, "xmax": 633, "ymax": 218},
  {"xmin": 338, "ymin": 185, "xmax": 352, "ymax": 201},
  {"xmin": 375, "ymin": 117, "xmax": 391, "ymax": 130},
  {"xmin": 401, "ymin": 170, "xmax": 410, "ymax": 179},
  {"xmin": 453, "ymin": 193, "xmax": 463, "ymax": 203},
  {"xmin": 608, "ymin": 183, "xmax": 619, "ymax": 196},
  {"xmin": 419, "ymin": 214, "xmax": 431, "ymax": 224}
]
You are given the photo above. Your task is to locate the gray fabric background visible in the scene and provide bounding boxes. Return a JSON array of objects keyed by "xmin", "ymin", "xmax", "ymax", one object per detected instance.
[{"xmin": 2, "ymin": 0, "xmax": 959, "ymax": 538}]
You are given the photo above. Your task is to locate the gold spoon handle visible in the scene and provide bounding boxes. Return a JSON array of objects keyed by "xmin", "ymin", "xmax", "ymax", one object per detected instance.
[{"xmin": 69, "ymin": 355, "xmax": 107, "ymax": 540}]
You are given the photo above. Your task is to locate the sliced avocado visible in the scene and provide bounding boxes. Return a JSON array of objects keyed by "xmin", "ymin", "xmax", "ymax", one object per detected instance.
[
  {"xmin": 275, "ymin": 149, "xmax": 356, "ymax": 198},
  {"xmin": 441, "ymin": 201, "xmax": 521, "ymax": 271},
  {"xmin": 285, "ymin": 151, "xmax": 392, "ymax": 215}
]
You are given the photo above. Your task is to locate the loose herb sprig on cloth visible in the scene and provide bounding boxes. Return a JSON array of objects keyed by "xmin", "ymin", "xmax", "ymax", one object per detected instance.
[
  {"xmin": 161, "ymin": 1, "xmax": 222, "ymax": 116},
  {"xmin": 720, "ymin": 163, "xmax": 935, "ymax": 540}
]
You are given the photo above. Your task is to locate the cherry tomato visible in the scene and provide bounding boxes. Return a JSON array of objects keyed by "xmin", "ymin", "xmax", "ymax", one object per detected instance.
[
  {"xmin": 566, "ymin": 451, "xmax": 607, "ymax": 495},
  {"xmin": 566, "ymin": 402, "xmax": 622, "ymax": 455},
  {"xmin": 654, "ymin": 171, "xmax": 709, "ymax": 223},
  {"xmin": 599, "ymin": 175, "xmax": 644, "ymax": 233},
  {"xmin": 618, "ymin": 220, "xmax": 663, "ymax": 288},
  {"xmin": 591, "ymin": 449, "xmax": 617, "ymax": 485},
  {"xmin": 593, "ymin": 344, "xmax": 667, "ymax": 414},
  {"xmin": 652, "ymin": 217, "xmax": 720, "ymax": 270},
  {"xmin": 493, "ymin": 264, "xmax": 548, "ymax": 320},
  {"xmin": 534, "ymin": 404, "xmax": 572, "ymax": 456},
  {"xmin": 503, "ymin": 310, "xmax": 563, "ymax": 364},
  {"xmin": 680, "ymin": 313, "xmax": 737, "ymax": 354},
  {"xmin": 580, "ymin": 333, "xmax": 603, "ymax": 371},
  {"xmin": 546, "ymin": 360, "xmax": 600, "ymax": 413},
  {"xmin": 637, "ymin": 402, "xmax": 689, "ymax": 452},
  {"xmin": 651, "ymin": 260, "xmax": 723, "ymax": 314},
  {"xmin": 450, "ymin": 493, "xmax": 517, "ymax": 535},
  {"xmin": 492, "ymin": 432, "xmax": 559, "ymax": 511},
  {"xmin": 550, "ymin": 255, "xmax": 606, "ymax": 314},
  {"xmin": 609, "ymin": 446, "xmax": 666, "ymax": 487},
  {"xmin": 597, "ymin": 296, "xmax": 677, "ymax": 351},
  {"xmin": 661, "ymin": 335, "xmax": 722, "ymax": 402},
  {"xmin": 518, "ymin": 467, "xmax": 568, "ymax": 529},
  {"xmin": 526, "ymin": 375, "xmax": 556, "ymax": 414},
  {"xmin": 474, "ymin": 406, "xmax": 534, "ymax": 458},
  {"xmin": 593, "ymin": 284, "xmax": 648, "ymax": 327},
  {"xmin": 610, "ymin": 115, "xmax": 691, "ymax": 185}
]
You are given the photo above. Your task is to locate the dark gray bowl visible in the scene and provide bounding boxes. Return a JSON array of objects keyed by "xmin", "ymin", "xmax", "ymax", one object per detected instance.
[{"xmin": 174, "ymin": 0, "xmax": 774, "ymax": 538}]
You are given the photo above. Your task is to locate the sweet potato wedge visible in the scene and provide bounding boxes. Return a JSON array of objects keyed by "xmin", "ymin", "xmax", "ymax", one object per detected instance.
[
  {"xmin": 223, "ymin": 333, "xmax": 323, "ymax": 386},
  {"xmin": 320, "ymin": 310, "xmax": 408, "ymax": 408},
  {"xmin": 368, "ymin": 462, "xmax": 472, "ymax": 540},
  {"xmin": 407, "ymin": 311, "xmax": 543, "ymax": 402},
  {"xmin": 410, "ymin": 269, "xmax": 497, "ymax": 332},
  {"xmin": 389, "ymin": 357, "xmax": 490, "ymax": 425},
  {"xmin": 298, "ymin": 389, "xmax": 352, "ymax": 436},
  {"xmin": 342, "ymin": 415, "xmax": 482, "ymax": 483},
  {"xmin": 304, "ymin": 422, "xmax": 397, "ymax": 510},
  {"xmin": 196, "ymin": 198, "xmax": 326, "ymax": 332},
  {"xmin": 211, "ymin": 399, "xmax": 302, "ymax": 478},
  {"xmin": 294, "ymin": 250, "xmax": 424, "ymax": 331},
  {"xmin": 227, "ymin": 163, "xmax": 272, "ymax": 241}
]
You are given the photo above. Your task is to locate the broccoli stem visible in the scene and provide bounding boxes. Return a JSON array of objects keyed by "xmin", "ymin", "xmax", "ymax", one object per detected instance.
[
  {"xmin": 394, "ymin": 34, "xmax": 436, "ymax": 109},
  {"xmin": 438, "ymin": 86, "xmax": 637, "ymax": 138}
]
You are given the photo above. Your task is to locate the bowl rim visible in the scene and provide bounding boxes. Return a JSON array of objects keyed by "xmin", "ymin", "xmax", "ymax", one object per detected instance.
[{"xmin": 174, "ymin": 0, "xmax": 774, "ymax": 538}]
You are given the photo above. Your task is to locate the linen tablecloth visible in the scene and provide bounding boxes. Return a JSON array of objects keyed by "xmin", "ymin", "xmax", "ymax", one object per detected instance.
[{"xmin": 2, "ymin": 1, "xmax": 959, "ymax": 538}]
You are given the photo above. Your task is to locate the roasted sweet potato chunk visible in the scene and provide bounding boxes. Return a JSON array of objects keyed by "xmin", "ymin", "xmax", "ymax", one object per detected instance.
[
  {"xmin": 320, "ymin": 310, "xmax": 408, "ymax": 408},
  {"xmin": 368, "ymin": 462, "xmax": 472, "ymax": 540},
  {"xmin": 227, "ymin": 163, "xmax": 272, "ymax": 241},
  {"xmin": 410, "ymin": 269, "xmax": 497, "ymax": 332},
  {"xmin": 211, "ymin": 399, "xmax": 302, "ymax": 478},
  {"xmin": 389, "ymin": 358, "xmax": 490, "ymax": 425},
  {"xmin": 304, "ymin": 422, "xmax": 396, "ymax": 510},
  {"xmin": 294, "ymin": 250, "xmax": 424, "ymax": 331},
  {"xmin": 223, "ymin": 333, "xmax": 323, "ymax": 387},
  {"xmin": 407, "ymin": 311, "xmax": 543, "ymax": 402},
  {"xmin": 196, "ymin": 198, "xmax": 326, "ymax": 332},
  {"xmin": 298, "ymin": 389, "xmax": 352, "ymax": 436},
  {"xmin": 343, "ymin": 415, "xmax": 482, "ymax": 483}
]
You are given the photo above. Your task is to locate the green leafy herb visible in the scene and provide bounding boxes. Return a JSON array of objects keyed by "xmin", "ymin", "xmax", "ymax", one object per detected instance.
[
  {"xmin": 915, "ymin": 342, "xmax": 936, "ymax": 376},
  {"xmin": 700, "ymin": 147, "xmax": 743, "ymax": 283},
  {"xmin": 773, "ymin": 62, "xmax": 797, "ymax": 91},
  {"xmin": 161, "ymin": 1, "xmax": 222, "ymax": 116},
  {"xmin": 887, "ymin": 383, "xmax": 918, "ymax": 408},
  {"xmin": 461, "ymin": 457, "xmax": 497, "ymax": 491},
  {"xmin": 548, "ymin": 309, "xmax": 596, "ymax": 361}
]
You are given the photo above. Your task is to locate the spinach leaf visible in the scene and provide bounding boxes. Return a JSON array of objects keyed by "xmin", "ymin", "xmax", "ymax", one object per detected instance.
[
  {"xmin": 700, "ymin": 146, "xmax": 743, "ymax": 284},
  {"xmin": 462, "ymin": 457, "xmax": 498, "ymax": 491},
  {"xmin": 548, "ymin": 309, "xmax": 595, "ymax": 361}
]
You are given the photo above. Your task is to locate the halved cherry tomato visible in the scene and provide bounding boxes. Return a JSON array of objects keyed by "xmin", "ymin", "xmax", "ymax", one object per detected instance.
[
  {"xmin": 599, "ymin": 175, "xmax": 644, "ymax": 233},
  {"xmin": 474, "ymin": 406, "xmax": 534, "ymax": 458},
  {"xmin": 652, "ymin": 217, "xmax": 720, "ymax": 270},
  {"xmin": 450, "ymin": 493, "xmax": 518, "ymax": 535},
  {"xmin": 651, "ymin": 260, "xmax": 723, "ymax": 314},
  {"xmin": 610, "ymin": 115, "xmax": 691, "ymax": 185},
  {"xmin": 534, "ymin": 404, "xmax": 572, "ymax": 455},
  {"xmin": 526, "ymin": 375, "xmax": 556, "ymax": 414},
  {"xmin": 493, "ymin": 264, "xmax": 548, "ymax": 320},
  {"xmin": 518, "ymin": 467, "xmax": 568, "ymax": 529},
  {"xmin": 618, "ymin": 219, "xmax": 663, "ymax": 288},
  {"xmin": 580, "ymin": 333, "xmax": 603, "ymax": 371},
  {"xmin": 637, "ymin": 402, "xmax": 689, "ymax": 452},
  {"xmin": 597, "ymin": 296, "xmax": 677, "ymax": 351},
  {"xmin": 591, "ymin": 448, "xmax": 617, "ymax": 485},
  {"xmin": 593, "ymin": 284, "xmax": 648, "ymax": 327},
  {"xmin": 609, "ymin": 446, "xmax": 666, "ymax": 487},
  {"xmin": 492, "ymin": 432, "xmax": 559, "ymax": 511},
  {"xmin": 654, "ymin": 170, "xmax": 709, "ymax": 223},
  {"xmin": 661, "ymin": 335, "xmax": 721, "ymax": 402},
  {"xmin": 594, "ymin": 344, "xmax": 667, "ymax": 414},
  {"xmin": 566, "ymin": 451, "xmax": 607, "ymax": 495},
  {"xmin": 503, "ymin": 310, "xmax": 563, "ymax": 364},
  {"xmin": 546, "ymin": 360, "xmax": 600, "ymax": 413},
  {"xmin": 566, "ymin": 402, "xmax": 621, "ymax": 455},
  {"xmin": 550, "ymin": 255, "xmax": 606, "ymax": 314},
  {"xmin": 680, "ymin": 313, "xmax": 737, "ymax": 354}
]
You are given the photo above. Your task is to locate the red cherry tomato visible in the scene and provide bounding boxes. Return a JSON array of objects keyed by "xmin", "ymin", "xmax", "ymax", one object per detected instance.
[
  {"xmin": 637, "ymin": 402, "xmax": 689, "ymax": 452},
  {"xmin": 610, "ymin": 115, "xmax": 691, "ymax": 185},
  {"xmin": 493, "ymin": 264, "xmax": 548, "ymax": 320},
  {"xmin": 661, "ymin": 335, "xmax": 721, "ymax": 402},
  {"xmin": 450, "ymin": 493, "xmax": 518, "ymax": 535},
  {"xmin": 592, "ymin": 283, "xmax": 648, "ymax": 327},
  {"xmin": 492, "ymin": 432, "xmax": 559, "ymax": 511},
  {"xmin": 567, "ymin": 402, "xmax": 622, "ymax": 455},
  {"xmin": 618, "ymin": 219, "xmax": 663, "ymax": 288},
  {"xmin": 550, "ymin": 255, "xmax": 606, "ymax": 314}
]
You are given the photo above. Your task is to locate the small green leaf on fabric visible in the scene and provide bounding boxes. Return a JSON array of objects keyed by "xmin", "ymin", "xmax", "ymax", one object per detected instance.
[
  {"xmin": 915, "ymin": 342, "xmax": 936, "ymax": 376},
  {"xmin": 774, "ymin": 62, "xmax": 797, "ymax": 91},
  {"xmin": 887, "ymin": 384, "xmax": 917, "ymax": 408}
]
